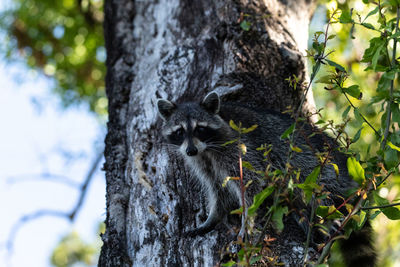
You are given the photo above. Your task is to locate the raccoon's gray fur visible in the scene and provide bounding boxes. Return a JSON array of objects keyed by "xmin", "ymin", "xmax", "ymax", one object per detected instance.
[{"xmin": 157, "ymin": 92, "xmax": 376, "ymax": 266}]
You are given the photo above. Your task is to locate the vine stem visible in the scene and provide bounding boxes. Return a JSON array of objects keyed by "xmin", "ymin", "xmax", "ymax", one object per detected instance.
[
  {"xmin": 362, "ymin": 202, "xmax": 400, "ymax": 210},
  {"xmin": 342, "ymin": 91, "xmax": 381, "ymax": 138},
  {"xmin": 238, "ymin": 138, "xmax": 250, "ymax": 266},
  {"xmin": 239, "ymin": 147, "xmax": 247, "ymax": 237},
  {"xmin": 381, "ymin": 4, "xmax": 400, "ymax": 151},
  {"xmin": 302, "ymin": 194, "xmax": 317, "ymax": 265},
  {"xmin": 298, "ymin": 11, "xmax": 338, "ymax": 265},
  {"xmin": 376, "ymin": 161, "xmax": 400, "ymax": 188}
]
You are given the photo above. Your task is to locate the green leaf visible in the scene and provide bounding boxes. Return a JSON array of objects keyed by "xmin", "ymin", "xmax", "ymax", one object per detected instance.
[
  {"xmin": 315, "ymin": 74, "xmax": 333, "ymax": 84},
  {"xmin": 389, "ymin": 0, "xmax": 400, "ymax": 7},
  {"xmin": 222, "ymin": 176, "xmax": 238, "ymax": 187},
  {"xmin": 241, "ymin": 124, "xmax": 258, "ymax": 134},
  {"xmin": 230, "ymin": 206, "xmax": 243, "ymax": 215},
  {"xmin": 290, "ymin": 145, "xmax": 303, "ymax": 153},
  {"xmin": 222, "ymin": 138, "xmax": 238, "ymax": 146},
  {"xmin": 295, "ymin": 166, "xmax": 321, "ymax": 203},
  {"xmin": 240, "ymin": 20, "xmax": 251, "ymax": 31},
  {"xmin": 370, "ymin": 210, "xmax": 381, "ymax": 220},
  {"xmin": 327, "ymin": 34, "xmax": 336, "ymax": 40},
  {"xmin": 316, "ymin": 205, "xmax": 344, "ymax": 219},
  {"xmin": 390, "ymin": 31, "xmax": 400, "ymax": 39},
  {"xmin": 384, "ymin": 147, "xmax": 399, "ymax": 169},
  {"xmin": 305, "ymin": 165, "xmax": 321, "ymax": 184},
  {"xmin": 325, "ymin": 59, "xmax": 346, "ymax": 72},
  {"xmin": 387, "ymin": 141, "xmax": 400, "ymax": 152},
  {"xmin": 272, "ymin": 205, "xmax": 288, "ymax": 233},
  {"xmin": 371, "ymin": 43, "xmax": 384, "ymax": 70},
  {"xmin": 250, "ymin": 256, "xmax": 262, "ymax": 265},
  {"xmin": 311, "ymin": 61, "xmax": 321, "ymax": 76},
  {"xmin": 221, "ymin": 260, "xmax": 236, "ymax": 267},
  {"xmin": 362, "ymin": 37, "xmax": 386, "ymax": 64},
  {"xmin": 373, "ymin": 192, "xmax": 400, "ymax": 220},
  {"xmin": 229, "ymin": 120, "xmax": 239, "ymax": 131},
  {"xmin": 352, "ymin": 127, "xmax": 363, "ymax": 143},
  {"xmin": 342, "ymin": 106, "xmax": 351, "ymax": 119},
  {"xmin": 331, "ymin": 163, "xmax": 339, "ymax": 177},
  {"xmin": 361, "ymin": 22, "xmax": 375, "ymax": 30},
  {"xmin": 343, "ymin": 85, "xmax": 362, "ymax": 99},
  {"xmin": 280, "ymin": 123, "xmax": 295, "ymax": 139},
  {"xmin": 364, "ymin": 6, "xmax": 379, "ymax": 21},
  {"xmin": 248, "ymin": 186, "xmax": 275, "ymax": 216},
  {"xmin": 358, "ymin": 210, "xmax": 367, "ymax": 228},
  {"xmin": 391, "ymin": 103, "xmax": 400, "ymax": 124},
  {"xmin": 242, "ymin": 161, "xmax": 255, "ymax": 171},
  {"xmin": 354, "ymin": 108, "xmax": 363, "ymax": 124},
  {"xmin": 339, "ymin": 10, "xmax": 353, "ymax": 24},
  {"xmin": 347, "ymin": 157, "xmax": 365, "ymax": 185}
]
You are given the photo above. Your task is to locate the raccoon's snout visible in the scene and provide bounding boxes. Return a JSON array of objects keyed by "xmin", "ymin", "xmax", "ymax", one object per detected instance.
[{"xmin": 186, "ymin": 145, "xmax": 198, "ymax": 156}]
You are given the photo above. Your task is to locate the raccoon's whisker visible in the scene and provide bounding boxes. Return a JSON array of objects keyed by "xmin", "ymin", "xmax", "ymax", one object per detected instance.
[
  {"xmin": 206, "ymin": 145, "xmax": 225, "ymax": 153},
  {"xmin": 205, "ymin": 148, "xmax": 224, "ymax": 155},
  {"xmin": 205, "ymin": 141, "xmax": 227, "ymax": 146},
  {"xmin": 163, "ymin": 143, "xmax": 180, "ymax": 149}
]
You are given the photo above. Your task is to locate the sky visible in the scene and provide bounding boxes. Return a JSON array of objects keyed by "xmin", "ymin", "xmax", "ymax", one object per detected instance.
[{"xmin": 0, "ymin": 55, "xmax": 106, "ymax": 266}]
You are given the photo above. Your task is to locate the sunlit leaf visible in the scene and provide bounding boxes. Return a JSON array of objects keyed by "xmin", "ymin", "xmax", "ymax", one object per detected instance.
[
  {"xmin": 248, "ymin": 186, "xmax": 275, "ymax": 216},
  {"xmin": 373, "ymin": 192, "xmax": 400, "ymax": 220},
  {"xmin": 347, "ymin": 157, "xmax": 365, "ymax": 185},
  {"xmin": 280, "ymin": 123, "xmax": 295, "ymax": 139},
  {"xmin": 325, "ymin": 59, "xmax": 345, "ymax": 72},
  {"xmin": 272, "ymin": 205, "xmax": 288, "ymax": 233},
  {"xmin": 316, "ymin": 205, "xmax": 344, "ymax": 219},
  {"xmin": 242, "ymin": 124, "xmax": 258, "ymax": 134}
]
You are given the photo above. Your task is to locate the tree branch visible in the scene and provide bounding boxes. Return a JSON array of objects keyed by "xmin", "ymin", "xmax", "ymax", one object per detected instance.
[{"xmin": 1, "ymin": 148, "xmax": 104, "ymax": 257}]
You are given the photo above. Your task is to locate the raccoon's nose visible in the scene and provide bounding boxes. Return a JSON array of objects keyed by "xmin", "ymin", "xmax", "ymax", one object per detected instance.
[{"xmin": 186, "ymin": 146, "xmax": 198, "ymax": 156}]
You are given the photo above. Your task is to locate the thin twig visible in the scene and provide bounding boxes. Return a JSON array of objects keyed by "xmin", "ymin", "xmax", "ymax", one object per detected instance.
[
  {"xmin": 5, "ymin": 209, "xmax": 69, "ymax": 253},
  {"xmin": 376, "ymin": 161, "xmax": 400, "ymax": 188},
  {"xmin": 362, "ymin": 202, "xmax": 400, "ymax": 210},
  {"xmin": 317, "ymin": 240, "xmax": 333, "ymax": 264},
  {"xmin": 2, "ymin": 148, "xmax": 104, "ymax": 257},
  {"xmin": 381, "ymin": 5, "xmax": 400, "ymax": 150},
  {"xmin": 342, "ymin": 91, "xmax": 381, "ymax": 138},
  {"xmin": 69, "ymin": 150, "xmax": 104, "ymax": 220}
]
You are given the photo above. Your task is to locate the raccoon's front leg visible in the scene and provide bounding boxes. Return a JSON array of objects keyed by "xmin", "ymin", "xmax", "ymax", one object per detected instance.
[{"xmin": 185, "ymin": 201, "xmax": 222, "ymax": 237}]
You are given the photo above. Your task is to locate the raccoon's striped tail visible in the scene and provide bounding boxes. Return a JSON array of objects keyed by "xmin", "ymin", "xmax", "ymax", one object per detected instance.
[{"xmin": 339, "ymin": 220, "xmax": 377, "ymax": 267}]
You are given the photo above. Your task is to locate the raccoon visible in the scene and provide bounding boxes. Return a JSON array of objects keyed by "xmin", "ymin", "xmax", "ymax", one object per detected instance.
[{"xmin": 157, "ymin": 92, "xmax": 376, "ymax": 266}]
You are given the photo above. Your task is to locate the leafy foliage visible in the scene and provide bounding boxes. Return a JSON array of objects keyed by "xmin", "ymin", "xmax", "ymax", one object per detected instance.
[
  {"xmin": 0, "ymin": 0, "xmax": 107, "ymax": 116},
  {"xmin": 224, "ymin": 1, "xmax": 400, "ymax": 266},
  {"xmin": 51, "ymin": 222, "xmax": 104, "ymax": 267}
]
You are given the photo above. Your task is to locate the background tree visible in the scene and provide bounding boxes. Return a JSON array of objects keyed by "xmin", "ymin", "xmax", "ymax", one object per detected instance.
[
  {"xmin": 0, "ymin": 1, "xmax": 106, "ymax": 266},
  {"xmin": 100, "ymin": 0, "xmax": 320, "ymax": 265},
  {"xmin": 0, "ymin": 0, "xmax": 107, "ymax": 116}
]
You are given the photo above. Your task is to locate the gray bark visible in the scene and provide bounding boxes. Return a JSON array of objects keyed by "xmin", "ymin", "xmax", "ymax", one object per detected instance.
[{"xmin": 99, "ymin": 0, "xmax": 318, "ymax": 266}]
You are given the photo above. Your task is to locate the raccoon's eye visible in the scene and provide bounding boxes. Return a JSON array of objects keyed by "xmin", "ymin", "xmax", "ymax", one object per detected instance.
[
  {"xmin": 196, "ymin": 126, "xmax": 206, "ymax": 133},
  {"xmin": 194, "ymin": 126, "xmax": 214, "ymax": 142},
  {"xmin": 168, "ymin": 127, "xmax": 185, "ymax": 145},
  {"xmin": 175, "ymin": 128, "xmax": 184, "ymax": 137}
]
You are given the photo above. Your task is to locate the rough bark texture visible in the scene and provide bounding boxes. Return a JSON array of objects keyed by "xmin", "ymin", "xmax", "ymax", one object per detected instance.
[{"xmin": 100, "ymin": 0, "xmax": 318, "ymax": 266}]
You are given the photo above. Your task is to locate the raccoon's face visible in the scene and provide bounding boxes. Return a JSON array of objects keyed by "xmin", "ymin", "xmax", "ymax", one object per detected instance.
[{"xmin": 157, "ymin": 92, "xmax": 229, "ymax": 157}]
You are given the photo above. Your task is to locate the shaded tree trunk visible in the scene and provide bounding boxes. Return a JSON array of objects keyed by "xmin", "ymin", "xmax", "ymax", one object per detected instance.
[{"xmin": 99, "ymin": 0, "xmax": 318, "ymax": 266}]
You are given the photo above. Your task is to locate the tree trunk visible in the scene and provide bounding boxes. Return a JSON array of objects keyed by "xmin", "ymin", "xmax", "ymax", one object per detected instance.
[{"xmin": 99, "ymin": 0, "xmax": 317, "ymax": 266}]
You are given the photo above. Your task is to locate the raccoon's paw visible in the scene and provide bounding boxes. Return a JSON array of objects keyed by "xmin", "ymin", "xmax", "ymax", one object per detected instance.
[{"xmin": 184, "ymin": 225, "xmax": 214, "ymax": 237}]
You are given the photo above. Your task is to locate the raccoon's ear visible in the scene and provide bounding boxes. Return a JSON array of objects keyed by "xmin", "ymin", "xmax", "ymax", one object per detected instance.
[
  {"xmin": 201, "ymin": 92, "xmax": 220, "ymax": 114},
  {"xmin": 157, "ymin": 99, "xmax": 176, "ymax": 121}
]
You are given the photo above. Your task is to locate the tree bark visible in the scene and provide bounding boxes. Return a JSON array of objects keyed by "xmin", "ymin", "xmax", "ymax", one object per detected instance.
[{"xmin": 99, "ymin": 0, "xmax": 317, "ymax": 266}]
